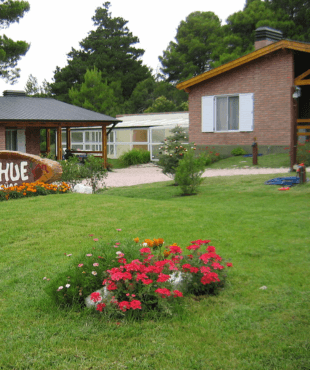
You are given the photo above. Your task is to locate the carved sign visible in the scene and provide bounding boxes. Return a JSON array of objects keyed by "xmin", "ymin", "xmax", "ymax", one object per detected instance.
[{"xmin": 0, "ymin": 151, "xmax": 62, "ymax": 187}]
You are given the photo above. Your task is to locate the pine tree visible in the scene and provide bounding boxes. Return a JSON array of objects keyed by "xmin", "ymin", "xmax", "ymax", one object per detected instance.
[{"xmin": 0, "ymin": 0, "xmax": 30, "ymax": 83}]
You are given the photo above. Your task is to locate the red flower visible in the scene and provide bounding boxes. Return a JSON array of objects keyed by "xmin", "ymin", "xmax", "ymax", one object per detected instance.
[
  {"xmin": 96, "ymin": 303, "xmax": 106, "ymax": 312},
  {"xmin": 169, "ymin": 245, "xmax": 182, "ymax": 254},
  {"xmin": 226, "ymin": 262, "xmax": 233, "ymax": 267},
  {"xmin": 211, "ymin": 262, "xmax": 224, "ymax": 270},
  {"xmin": 118, "ymin": 257, "xmax": 127, "ymax": 264},
  {"xmin": 191, "ymin": 239, "xmax": 210, "ymax": 245},
  {"xmin": 90, "ymin": 292, "xmax": 102, "ymax": 303},
  {"xmin": 118, "ymin": 301, "xmax": 130, "ymax": 312},
  {"xmin": 157, "ymin": 273, "xmax": 170, "ymax": 283},
  {"xmin": 130, "ymin": 300, "xmax": 142, "ymax": 310},
  {"xmin": 140, "ymin": 247, "xmax": 151, "ymax": 254},
  {"xmin": 201, "ymin": 272, "xmax": 220, "ymax": 285},
  {"xmin": 186, "ymin": 244, "xmax": 200, "ymax": 250},
  {"xmin": 107, "ymin": 281, "xmax": 118, "ymax": 291},
  {"xmin": 155, "ymin": 288, "xmax": 171, "ymax": 298},
  {"xmin": 142, "ymin": 278, "xmax": 153, "ymax": 285},
  {"xmin": 173, "ymin": 290, "xmax": 183, "ymax": 298},
  {"xmin": 207, "ymin": 245, "xmax": 216, "ymax": 253}
]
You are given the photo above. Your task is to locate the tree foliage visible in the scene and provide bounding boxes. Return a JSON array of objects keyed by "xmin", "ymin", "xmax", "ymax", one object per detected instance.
[
  {"xmin": 25, "ymin": 74, "xmax": 52, "ymax": 97},
  {"xmin": 160, "ymin": 0, "xmax": 310, "ymax": 82},
  {"xmin": 68, "ymin": 67, "xmax": 121, "ymax": 117},
  {"xmin": 51, "ymin": 2, "xmax": 150, "ymax": 104},
  {"xmin": 159, "ymin": 11, "xmax": 223, "ymax": 83},
  {"xmin": 0, "ymin": 0, "xmax": 30, "ymax": 83}
]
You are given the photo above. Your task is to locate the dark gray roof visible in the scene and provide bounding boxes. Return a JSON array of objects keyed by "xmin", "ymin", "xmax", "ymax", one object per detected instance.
[{"xmin": 0, "ymin": 95, "xmax": 121, "ymax": 123}]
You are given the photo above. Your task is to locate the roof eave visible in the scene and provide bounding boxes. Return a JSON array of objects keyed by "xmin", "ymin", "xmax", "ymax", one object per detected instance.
[{"xmin": 176, "ymin": 40, "xmax": 310, "ymax": 91}]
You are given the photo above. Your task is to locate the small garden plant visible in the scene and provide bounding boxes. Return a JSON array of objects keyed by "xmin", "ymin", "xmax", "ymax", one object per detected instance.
[
  {"xmin": 175, "ymin": 150, "xmax": 205, "ymax": 195},
  {"xmin": 45, "ymin": 236, "xmax": 232, "ymax": 319},
  {"xmin": 231, "ymin": 147, "xmax": 247, "ymax": 156},
  {"xmin": 119, "ymin": 148, "xmax": 150, "ymax": 167},
  {"xmin": 0, "ymin": 181, "xmax": 70, "ymax": 201},
  {"xmin": 158, "ymin": 125, "xmax": 190, "ymax": 181}
]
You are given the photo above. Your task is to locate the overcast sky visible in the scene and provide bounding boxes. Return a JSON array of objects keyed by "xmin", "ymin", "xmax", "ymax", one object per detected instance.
[{"xmin": 0, "ymin": 0, "xmax": 246, "ymax": 93}]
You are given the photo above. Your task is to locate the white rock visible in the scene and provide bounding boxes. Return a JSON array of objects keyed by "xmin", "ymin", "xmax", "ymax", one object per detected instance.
[{"xmin": 73, "ymin": 184, "xmax": 93, "ymax": 194}]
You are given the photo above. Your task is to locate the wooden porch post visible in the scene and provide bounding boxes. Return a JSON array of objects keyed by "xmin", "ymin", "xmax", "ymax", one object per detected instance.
[
  {"xmin": 102, "ymin": 125, "xmax": 107, "ymax": 168},
  {"xmin": 56, "ymin": 126, "xmax": 62, "ymax": 160},
  {"xmin": 66, "ymin": 127, "xmax": 71, "ymax": 150},
  {"xmin": 291, "ymin": 86, "xmax": 298, "ymax": 170},
  {"xmin": 46, "ymin": 129, "xmax": 51, "ymax": 154}
]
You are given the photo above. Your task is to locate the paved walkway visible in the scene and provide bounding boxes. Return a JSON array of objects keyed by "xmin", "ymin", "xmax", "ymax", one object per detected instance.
[{"xmin": 102, "ymin": 163, "xmax": 295, "ymax": 188}]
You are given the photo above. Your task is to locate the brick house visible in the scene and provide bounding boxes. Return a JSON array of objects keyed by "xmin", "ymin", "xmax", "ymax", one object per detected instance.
[
  {"xmin": 176, "ymin": 27, "xmax": 310, "ymax": 169},
  {"xmin": 0, "ymin": 90, "xmax": 120, "ymax": 166}
]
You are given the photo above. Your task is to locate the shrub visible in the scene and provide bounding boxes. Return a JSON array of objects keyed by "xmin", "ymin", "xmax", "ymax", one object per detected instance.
[
  {"xmin": 119, "ymin": 149, "xmax": 150, "ymax": 167},
  {"xmin": 158, "ymin": 125, "xmax": 189, "ymax": 181},
  {"xmin": 204, "ymin": 147, "xmax": 221, "ymax": 166},
  {"xmin": 59, "ymin": 155, "xmax": 107, "ymax": 192},
  {"xmin": 45, "ymin": 236, "xmax": 232, "ymax": 319},
  {"xmin": 175, "ymin": 150, "xmax": 205, "ymax": 195},
  {"xmin": 231, "ymin": 147, "xmax": 247, "ymax": 156}
]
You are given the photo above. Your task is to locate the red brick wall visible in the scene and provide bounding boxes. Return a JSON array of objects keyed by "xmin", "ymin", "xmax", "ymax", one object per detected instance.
[
  {"xmin": 188, "ymin": 49, "xmax": 294, "ymax": 147},
  {"xmin": 26, "ymin": 127, "xmax": 41, "ymax": 155},
  {"xmin": 0, "ymin": 126, "xmax": 5, "ymax": 150}
]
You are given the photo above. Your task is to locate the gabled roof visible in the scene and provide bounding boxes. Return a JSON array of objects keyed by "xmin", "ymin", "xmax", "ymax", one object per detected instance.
[
  {"xmin": 0, "ymin": 95, "xmax": 121, "ymax": 123},
  {"xmin": 114, "ymin": 112, "xmax": 188, "ymax": 128},
  {"xmin": 176, "ymin": 40, "xmax": 310, "ymax": 92}
]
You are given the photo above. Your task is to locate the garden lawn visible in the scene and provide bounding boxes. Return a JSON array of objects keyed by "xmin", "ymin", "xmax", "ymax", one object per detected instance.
[{"xmin": 0, "ymin": 173, "xmax": 309, "ymax": 370}]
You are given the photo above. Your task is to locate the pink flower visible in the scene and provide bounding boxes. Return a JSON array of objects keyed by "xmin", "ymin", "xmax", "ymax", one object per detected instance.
[
  {"xmin": 92, "ymin": 271, "xmax": 97, "ymax": 275},
  {"xmin": 116, "ymin": 229, "xmax": 122, "ymax": 232},
  {"xmin": 140, "ymin": 247, "xmax": 151, "ymax": 254},
  {"xmin": 142, "ymin": 278, "xmax": 153, "ymax": 285},
  {"xmin": 93, "ymin": 238, "xmax": 99, "ymax": 242},
  {"xmin": 201, "ymin": 272, "xmax": 220, "ymax": 285},
  {"xmin": 78, "ymin": 263, "xmax": 84, "ymax": 268},
  {"xmin": 207, "ymin": 246, "xmax": 216, "ymax": 253},
  {"xmin": 90, "ymin": 292, "xmax": 102, "ymax": 303},
  {"xmin": 86, "ymin": 254, "xmax": 92, "ymax": 257},
  {"xmin": 89, "ymin": 234, "xmax": 94, "ymax": 237},
  {"xmin": 93, "ymin": 263, "xmax": 99, "ymax": 267}
]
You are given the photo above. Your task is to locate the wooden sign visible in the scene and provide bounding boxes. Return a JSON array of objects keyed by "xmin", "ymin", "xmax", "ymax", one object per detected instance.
[{"xmin": 0, "ymin": 151, "xmax": 62, "ymax": 187}]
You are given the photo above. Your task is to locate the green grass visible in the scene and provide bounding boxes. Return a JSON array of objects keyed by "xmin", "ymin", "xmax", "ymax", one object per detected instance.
[
  {"xmin": 208, "ymin": 152, "xmax": 290, "ymax": 169},
  {"xmin": 0, "ymin": 175, "xmax": 309, "ymax": 369}
]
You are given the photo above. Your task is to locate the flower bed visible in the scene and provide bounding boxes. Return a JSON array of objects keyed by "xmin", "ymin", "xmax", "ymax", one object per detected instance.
[
  {"xmin": 45, "ymin": 237, "xmax": 232, "ymax": 319},
  {"xmin": 0, "ymin": 181, "xmax": 70, "ymax": 201}
]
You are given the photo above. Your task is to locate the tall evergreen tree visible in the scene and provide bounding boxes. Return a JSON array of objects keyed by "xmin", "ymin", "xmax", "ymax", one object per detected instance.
[
  {"xmin": 51, "ymin": 2, "xmax": 150, "ymax": 103},
  {"xmin": 68, "ymin": 67, "xmax": 121, "ymax": 117},
  {"xmin": 0, "ymin": 0, "xmax": 30, "ymax": 83},
  {"xmin": 159, "ymin": 11, "xmax": 223, "ymax": 83}
]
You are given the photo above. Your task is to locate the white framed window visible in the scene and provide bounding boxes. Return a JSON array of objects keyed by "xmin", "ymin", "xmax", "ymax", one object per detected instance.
[{"xmin": 202, "ymin": 93, "xmax": 254, "ymax": 132}]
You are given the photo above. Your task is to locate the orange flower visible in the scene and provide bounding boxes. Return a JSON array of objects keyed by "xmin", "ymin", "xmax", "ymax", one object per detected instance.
[
  {"xmin": 163, "ymin": 250, "xmax": 171, "ymax": 257},
  {"xmin": 134, "ymin": 237, "xmax": 139, "ymax": 243}
]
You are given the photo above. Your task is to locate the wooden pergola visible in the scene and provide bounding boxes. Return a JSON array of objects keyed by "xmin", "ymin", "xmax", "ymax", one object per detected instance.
[{"xmin": 0, "ymin": 91, "xmax": 121, "ymax": 167}]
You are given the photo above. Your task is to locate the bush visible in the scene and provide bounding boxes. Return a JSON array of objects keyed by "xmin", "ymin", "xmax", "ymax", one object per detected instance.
[
  {"xmin": 59, "ymin": 155, "xmax": 107, "ymax": 192},
  {"xmin": 158, "ymin": 126, "xmax": 189, "ymax": 181},
  {"xmin": 45, "ymin": 236, "xmax": 232, "ymax": 319},
  {"xmin": 204, "ymin": 147, "xmax": 221, "ymax": 166},
  {"xmin": 175, "ymin": 151, "xmax": 205, "ymax": 195},
  {"xmin": 119, "ymin": 149, "xmax": 150, "ymax": 167},
  {"xmin": 231, "ymin": 147, "xmax": 247, "ymax": 156}
]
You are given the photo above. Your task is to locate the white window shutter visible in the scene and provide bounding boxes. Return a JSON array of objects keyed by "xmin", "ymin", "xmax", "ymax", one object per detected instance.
[
  {"xmin": 201, "ymin": 96, "xmax": 214, "ymax": 132},
  {"xmin": 239, "ymin": 93, "xmax": 254, "ymax": 131}
]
